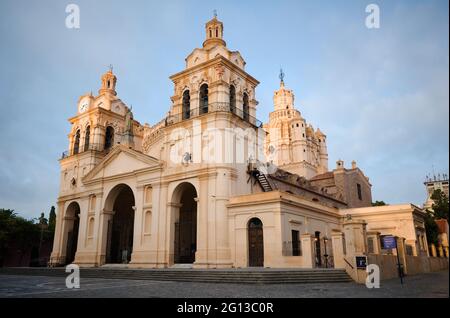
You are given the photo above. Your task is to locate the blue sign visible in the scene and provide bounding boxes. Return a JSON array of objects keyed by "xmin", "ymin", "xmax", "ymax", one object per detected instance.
[
  {"xmin": 356, "ymin": 256, "xmax": 367, "ymax": 269},
  {"xmin": 382, "ymin": 236, "xmax": 397, "ymax": 249}
]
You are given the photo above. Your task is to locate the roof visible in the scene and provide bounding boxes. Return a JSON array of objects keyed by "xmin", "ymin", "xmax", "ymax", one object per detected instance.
[{"xmin": 310, "ymin": 171, "xmax": 335, "ymax": 181}]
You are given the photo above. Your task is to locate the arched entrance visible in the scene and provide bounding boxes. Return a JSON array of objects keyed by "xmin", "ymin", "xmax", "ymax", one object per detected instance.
[
  {"xmin": 65, "ymin": 202, "xmax": 80, "ymax": 264},
  {"xmin": 248, "ymin": 218, "xmax": 264, "ymax": 267},
  {"xmin": 173, "ymin": 183, "xmax": 198, "ymax": 264},
  {"xmin": 105, "ymin": 184, "xmax": 135, "ymax": 264}
]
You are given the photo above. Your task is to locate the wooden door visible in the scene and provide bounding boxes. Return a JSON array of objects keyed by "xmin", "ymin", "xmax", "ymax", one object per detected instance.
[{"xmin": 248, "ymin": 218, "xmax": 264, "ymax": 267}]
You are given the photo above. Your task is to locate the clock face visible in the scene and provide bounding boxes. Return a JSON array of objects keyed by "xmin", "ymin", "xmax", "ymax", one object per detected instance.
[{"xmin": 79, "ymin": 97, "xmax": 90, "ymax": 113}]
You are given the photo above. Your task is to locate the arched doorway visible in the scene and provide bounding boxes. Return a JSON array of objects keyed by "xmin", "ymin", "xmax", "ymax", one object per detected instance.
[
  {"xmin": 248, "ymin": 218, "xmax": 264, "ymax": 267},
  {"xmin": 65, "ymin": 202, "xmax": 80, "ymax": 264},
  {"xmin": 173, "ymin": 183, "xmax": 198, "ymax": 264},
  {"xmin": 105, "ymin": 184, "xmax": 135, "ymax": 264}
]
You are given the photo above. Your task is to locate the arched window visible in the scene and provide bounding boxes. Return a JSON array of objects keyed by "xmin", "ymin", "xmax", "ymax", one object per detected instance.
[
  {"xmin": 209, "ymin": 29, "xmax": 212, "ymax": 38},
  {"xmin": 182, "ymin": 90, "xmax": 190, "ymax": 120},
  {"xmin": 216, "ymin": 28, "xmax": 218, "ymax": 37},
  {"xmin": 107, "ymin": 80, "xmax": 110, "ymax": 88},
  {"xmin": 84, "ymin": 126, "xmax": 90, "ymax": 151},
  {"xmin": 199, "ymin": 84, "xmax": 208, "ymax": 114},
  {"xmin": 243, "ymin": 93, "xmax": 249, "ymax": 121},
  {"xmin": 73, "ymin": 130, "xmax": 80, "ymax": 155},
  {"xmin": 105, "ymin": 126, "xmax": 114, "ymax": 151},
  {"xmin": 229, "ymin": 85, "xmax": 236, "ymax": 114}
]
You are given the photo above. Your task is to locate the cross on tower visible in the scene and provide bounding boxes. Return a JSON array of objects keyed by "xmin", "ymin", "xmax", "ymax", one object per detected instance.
[
  {"xmin": 108, "ymin": 64, "xmax": 114, "ymax": 72},
  {"xmin": 213, "ymin": 9, "xmax": 217, "ymax": 18},
  {"xmin": 279, "ymin": 68, "xmax": 285, "ymax": 83}
]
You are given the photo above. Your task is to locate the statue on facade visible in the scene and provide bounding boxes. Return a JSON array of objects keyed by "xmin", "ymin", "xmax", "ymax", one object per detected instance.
[
  {"xmin": 125, "ymin": 107, "xmax": 134, "ymax": 134},
  {"xmin": 122, "ymin": 107, "xmax": 135, "ymax": 148}
]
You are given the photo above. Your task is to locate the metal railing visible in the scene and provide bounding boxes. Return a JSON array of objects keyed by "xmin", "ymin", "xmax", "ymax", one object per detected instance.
[
  {"xmin": 166, "ymin": 102, "xmax": 263, "ymax": 128},
  {"xmin": 61, "ymin": 143, "xmax": 113, "ymax": 159}
]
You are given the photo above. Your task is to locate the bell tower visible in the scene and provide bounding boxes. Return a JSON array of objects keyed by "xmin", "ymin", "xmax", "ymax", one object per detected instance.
[
  {"xmin": 203, "ymin": 11, "xmax": 226, "ymax": 49},
  {"xmin": 98, "ymin": 65, "xmax": 117, "ymax": 96},
  {"xmin": 274, "ymin": 68, "xmax": 295, "ymax": 111},
  {"xmin": 59, "ymin": 68, "xmax": 143, "ymax": 197},
  {"xmin": 265, "ymin": 70, "xmax": 328, "ymax": 179}
]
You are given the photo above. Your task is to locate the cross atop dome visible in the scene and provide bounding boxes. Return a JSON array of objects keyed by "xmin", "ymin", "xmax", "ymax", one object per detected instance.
[{"xmin": 279, "ymin": 68, "xmax": 285, "ymax": 86}]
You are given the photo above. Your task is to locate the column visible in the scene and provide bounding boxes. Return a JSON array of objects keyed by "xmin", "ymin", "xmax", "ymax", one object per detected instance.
[
  {"xmin": 366, "ymin": 231, "xmax": 382, "ymax": 254},
  {"xmin": 438, "ymin": 245, "xmax": 444, "ymax": 257},
  {"xmin": 343, "ymin": 219, "xmax": 368, "ymax": 284},
  {"xmin": 194, "ymin": 176, "xmax": 209, "ymax": 268},
  {"xmin": 331, "ymin": 232, "xmax": 345, "ymax": 269},
  {"xmin": 301, "ymin": 233, "xmax": 315, "ymax": 268},
  {"xmin": 430, "ymin": 244, "xmax": 437, "ymax": 257},
  {"xmin": 213, "ymin": 170, "xmax": 232, "ymax": 267},
  {"xmin": 92, "ymin": 125, "xmax": 105, "ymax": 150},
  {"xmin": 396, "ymin": 237, "xmax": 408, "ymax": 275},
  {"xmin": 49, "ymin": 201, "xmax": 66, "ymax": 266},
  {"xmin": 96, "ymin": 208, "xmax": 114, "ymax": 265}
]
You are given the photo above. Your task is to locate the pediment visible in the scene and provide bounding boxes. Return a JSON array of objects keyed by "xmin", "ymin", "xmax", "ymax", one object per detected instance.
[{"xmin": 83, "ymin": 145, "xmax": 162, "ymax": 183}]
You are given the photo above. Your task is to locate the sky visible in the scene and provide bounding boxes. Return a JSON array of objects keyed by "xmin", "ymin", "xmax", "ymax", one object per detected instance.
[{"xmin": 0, "ymin": 0, "xmax": 448, "ymax": 219}]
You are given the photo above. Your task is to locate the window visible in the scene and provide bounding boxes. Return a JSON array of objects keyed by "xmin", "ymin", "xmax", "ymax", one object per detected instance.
[
  {"xmin": 368, "ymin": 237, "xmax": 374, "ymax": 253},
  {"xmin": 73, "ymin": 130, "xmax": 80, "ymax": 155},
  {"xmin": 296, "ymin": 123, "xmax": 299, "ymax": 127},
  {"xmin": 199, "ymin": 84, "xmax": 208, "ymax": 114},
  {"xmin": 104, "ymin": 126, "xmax": 114, "ymax": 150},
  {"xmin": 243, "ymin": 93, "xmax": 249, "ymax": 121},
  {"xmin": 292, "ymin": 230, "xmax": 301, "ymax": 256},
  {"xmin": 84, "ymin": 126, "xmax": 90, "ymax": 151},
  {"xmin": 209, "ymin": 29, "xmax": 212, "ymax": 38},
  {"xmin": 357, "ymin": 183, "xmax": 362, "ymax": 200},
  {"xmin": 216, "ymin": 28, "xmax": 218, "ymax": 37},
  {"xmin": 182, "ymin": 90, "xmax": 190, "ymax": 120},
  {"xmin": 229, "ymin": 85, "xmax": 236, "ymax": 114}
]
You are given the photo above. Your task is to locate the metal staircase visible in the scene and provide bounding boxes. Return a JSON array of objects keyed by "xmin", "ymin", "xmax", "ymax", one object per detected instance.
[{"xmin": 257, "ymin": 173, "xmax": 273, "ymax": 192}]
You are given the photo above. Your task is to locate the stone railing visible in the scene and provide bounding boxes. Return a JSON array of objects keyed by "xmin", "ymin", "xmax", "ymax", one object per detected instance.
[{"xmin": 165, "ymin": 102, "xmax": 263, "ymax": 128}]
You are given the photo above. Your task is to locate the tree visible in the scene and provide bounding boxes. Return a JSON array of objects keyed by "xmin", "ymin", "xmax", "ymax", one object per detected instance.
[
  {"xmin": 424, "ymin": 189, "xmax": 449, "ymax": 247},
  {"xmin": 430, "ymin": 189, "xmax": 449, "ymax": 221},
  {"xmin": 48, "ymin": 206, "xmax": 56, "ymax": 233},
  {"xmin": 424, "ymin": 209, "xmax": 439, "ymax": 246},
  {"xmin": 372, "ymin": 201, "xmax": 387, "ymax": 206},
  {"xmin": 0, "ymin": 209, "xmax": 40, "ymax": 266}
]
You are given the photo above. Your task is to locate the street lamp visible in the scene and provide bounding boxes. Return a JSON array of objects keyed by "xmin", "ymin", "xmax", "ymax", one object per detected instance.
[{"xmin": 323, "ymin": 237, "xmax": 329, "ymax": 268}]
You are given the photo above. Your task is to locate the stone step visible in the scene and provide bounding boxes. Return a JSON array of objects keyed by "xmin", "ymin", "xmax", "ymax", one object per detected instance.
[{"xmin": 0, "ymin": 267, "xmax": 352, "ymax": 284}]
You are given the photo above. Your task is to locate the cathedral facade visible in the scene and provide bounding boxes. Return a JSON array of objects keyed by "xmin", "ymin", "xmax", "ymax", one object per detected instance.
[{"xmin": 50, "ymin": 16, "xmax": 434, "ymax": 274}]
